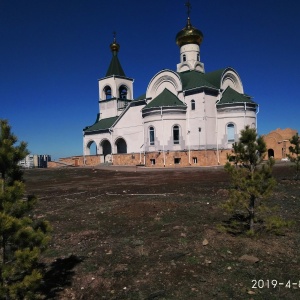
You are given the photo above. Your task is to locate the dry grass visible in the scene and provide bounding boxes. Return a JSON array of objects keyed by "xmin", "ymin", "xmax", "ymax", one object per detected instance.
[{"xmin": 24, "ymin": 163, "xmax": 300, "ymax": 299}]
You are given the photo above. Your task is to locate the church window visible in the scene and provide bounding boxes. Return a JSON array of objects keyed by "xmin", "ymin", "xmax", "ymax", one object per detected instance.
[
  {"xmin": 116, "ymin": 138, "xmax": 127, "ymax": 153},
  {"xmin": 119, "ymin": 85, "xmax": 127, "ymax": 99},
  {"xmin": 227, "ymin": 123, "xmax": 235, "ymax": 143},
  {"xmin": 191, "ymin": 100, "xmax": 195, "ymax": 110},
  {"xmin": 104, "ymin": 86, "xmax": 112, "ymax": 99},
  {"xmin": 173, "ymin": 125, "xmax": 180, "ymax": 144},
  {"xmin": 183, "ymin": 54, "xmax": 186, "ymax": 62},
  {"xmin": 197, "ymin": 54, "xmax": 200, "ymax": 61},
  {"xmin": 149, "ymin": 126, "xmax": 155, "ymax": 145}
]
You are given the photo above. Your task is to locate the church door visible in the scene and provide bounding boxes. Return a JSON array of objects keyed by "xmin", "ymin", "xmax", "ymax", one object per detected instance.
[
  {"xmin": 102, "ymin": 140, "xmax": 112, "ymax": 159},
  {"xmin": 268, "ymin": 149, "xmax": 274, "ymax": 158}
]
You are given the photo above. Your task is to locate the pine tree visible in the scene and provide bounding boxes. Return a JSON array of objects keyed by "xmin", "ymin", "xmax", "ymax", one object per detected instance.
[
  {"xmin": 287, "ymin": 132, "xmax": 300, "ymax": 180},
  {"xmin": 0, "ymin": 119, "xmax": 51, "ymax": 299},
  {"xmin": 224, "ymin": 126, "xmax": 276, "ymax": 233}
]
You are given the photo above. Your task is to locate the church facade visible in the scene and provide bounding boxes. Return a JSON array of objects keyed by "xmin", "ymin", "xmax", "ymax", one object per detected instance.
[{"xmin": 83, "ymin": 13, "xmax": 258, "ymax": 167}]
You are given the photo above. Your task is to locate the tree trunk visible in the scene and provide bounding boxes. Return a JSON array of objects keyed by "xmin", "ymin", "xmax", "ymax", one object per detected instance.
[
  {"xmin": 249, "ymin": 196, "xmax": 255, "ymax": 231},
  {"xmin": 1, "ymin": 176, "xmax": 4, "ymax": 194},
  {"xmin": 0, "ymin": 238, "xmax": 4, "ymax": 290}
]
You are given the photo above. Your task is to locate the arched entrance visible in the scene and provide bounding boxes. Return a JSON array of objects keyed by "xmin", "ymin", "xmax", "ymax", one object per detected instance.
[
  {"xmin": 116, "ymin": 138, "xmax": 127, "ymax": 154},
  {"xmin": 86, "ymin": 140, "xmax": 97, "ymax": 155},
  {"xmin": 268, "ymin": 149, "xmax": 274, "ymax": 158},
  {"xmin": 101, "ymin": 140, "xmax": 112, "ymax": 160}
]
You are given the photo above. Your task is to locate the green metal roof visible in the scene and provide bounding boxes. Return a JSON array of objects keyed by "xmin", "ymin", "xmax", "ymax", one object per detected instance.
[
  {"xmin": 84, "ymin": 116, "xmax": 118, "ymax": 133},
  {"xmin": 143, "ymin": 88, "xmax": 185, "ymax": 109},
  {"xmin": 178, "ymin": 70, "xmax": 217, "ymax": 90},
  {"xmin": 218, "ymin": 87, "xmax": 256, "ymax": 105},
  {"xmin": 105, "ymin": 53, "xmax": 126, "ymax": 77},
  {"xmin": 203, "ymin": 69, "xmax": 226, "ymax": 89}
]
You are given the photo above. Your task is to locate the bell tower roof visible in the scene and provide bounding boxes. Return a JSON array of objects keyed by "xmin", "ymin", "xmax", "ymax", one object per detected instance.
[{"xmin": 105, "ymin": 32, "xmax": 126, "ymax": 77}]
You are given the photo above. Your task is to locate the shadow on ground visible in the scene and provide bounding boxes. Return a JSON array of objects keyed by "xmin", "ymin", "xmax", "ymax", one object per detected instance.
[{"xmin": 40, "ymin": 255, "xmax": 83, "ymax": 299}]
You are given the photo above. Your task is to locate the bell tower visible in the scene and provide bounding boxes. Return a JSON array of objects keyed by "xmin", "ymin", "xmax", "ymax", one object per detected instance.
[{"xmin": 98, "ymin": 33, "xmax": 134, "ymax": 120}]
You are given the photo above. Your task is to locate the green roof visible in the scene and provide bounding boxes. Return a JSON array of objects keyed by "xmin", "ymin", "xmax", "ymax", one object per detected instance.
[
  {"xmin": 203, "ymin": 69, "xmax": 226, "ymax": 89},
  {"xmin": 84, "ymin": 116, "xmax": 118, "ymax": 133},
  {"xmin": 106, "ymin": 53, "xmax": 125, "ymax": 77},
  {"xmin": 143, "ymin": 88, "xmax": 186, "ymax": 109},
  {"xmin": 218, "ymin": 87, "xmax": 256, "ymax": 105},
  {"xmin": 178, "ymin": 70, "xmax": 217, "ymax": 90}
]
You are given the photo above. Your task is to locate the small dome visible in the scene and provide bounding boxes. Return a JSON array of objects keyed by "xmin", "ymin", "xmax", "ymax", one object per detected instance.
[
  {"xmin": 110, "ymin": 39, "xmax": 120, "ymax": 53},
  {"xmin": 176, "ymin": 18, "xmax": 203, "ymax": 47}
]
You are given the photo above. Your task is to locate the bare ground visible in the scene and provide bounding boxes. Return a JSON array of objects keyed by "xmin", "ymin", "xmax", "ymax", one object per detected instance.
[{"xmin": 24, "ymin": 163, "xmax": 300, "ymax": 299}]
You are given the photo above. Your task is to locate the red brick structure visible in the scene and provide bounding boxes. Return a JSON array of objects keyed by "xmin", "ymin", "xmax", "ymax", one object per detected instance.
[{"xmin": 263, "ymin": 128, "xmax": 297, "ymax": 160}]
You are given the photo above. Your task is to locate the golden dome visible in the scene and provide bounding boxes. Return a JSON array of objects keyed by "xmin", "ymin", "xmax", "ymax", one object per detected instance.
[{"xmin": 176, "ymin": 17, "xmax": 203, "ymax": 47}]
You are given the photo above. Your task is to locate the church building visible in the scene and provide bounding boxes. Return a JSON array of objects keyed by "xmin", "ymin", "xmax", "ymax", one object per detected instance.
[{"xmin": 83, "ymin": 6, "xmax": 258, "ymax": 167}]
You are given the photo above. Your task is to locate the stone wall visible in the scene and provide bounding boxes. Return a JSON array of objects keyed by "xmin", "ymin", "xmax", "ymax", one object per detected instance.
[
  {"xmin": 112, "ymin": 153, "xmax": 144, "ymax": 166},
  {"xmin": 144, "ymin": 149, "xmax": 231, "ymax": 167},
  {"xmin": 111, "ymin": 149, "xmax": 231, "ymax": 167},
  {"xmin": 48, "ymin": 155, "xmax": 101, "ymax": 168},
  {"xmin": 48, "ymin": 150, "xmax": 231, "ymax": 168}
]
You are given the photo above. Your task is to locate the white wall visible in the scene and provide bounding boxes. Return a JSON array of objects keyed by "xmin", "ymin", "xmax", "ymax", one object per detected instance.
[
  {"xmin": 184, "ymin": 92, "xmax": 217, "ymax": 149},
  {"xmin": 177, "ymin": 44, "xmax": 204, "ymax": 73},
  {"xmin": 143, "ymin": 109, "xmax": 186, "ymax": 152},
  {"xmin": 217, "ymin": 106, "xmax": 257, "ymax": 148},
  {"xmin": 112, "ymin": 104, "xmax": 144, "ymax": 153},
  {"xmin": 146, "ymin": 70, "xmax": 182, "ymax": 100}
]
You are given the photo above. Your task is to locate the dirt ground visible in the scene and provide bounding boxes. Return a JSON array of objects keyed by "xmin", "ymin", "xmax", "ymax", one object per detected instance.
[{"xmin": 24, "ymin": 163, "xmax": 300, "ymax": 299}]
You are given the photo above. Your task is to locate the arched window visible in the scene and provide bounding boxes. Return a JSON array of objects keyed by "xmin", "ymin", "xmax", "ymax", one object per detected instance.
[
  {"xmin": 173, "ymin": 125, "xmax": 180, "ymax": 144},
  {"xmin": 104, "ymin": 86, "xmax": 112, "ymax": 100},
  {"xmin": 227, "ymin": 123, "xmax": 235, "ymax": 143},
  {"xmin": 149, "ymin": 126, "xmax": 155, "ymax": 145},
  {"xmin": 191, "ymin": 100, "xmax": 195, "ymax": 110},
  {"xmin": 197, "ymin": 54, "xmax": 200, "ymax": 61},
  {"xmin": 116, "ymin": 138, "xmax": 127, "ymax": 153},
  {"xmin": 183, "ymin": 54, "xmax": 186, "ymax": 62},
  {"xmin": 119, "ymin": 85, "xmax": 127, "ymax": 99}
]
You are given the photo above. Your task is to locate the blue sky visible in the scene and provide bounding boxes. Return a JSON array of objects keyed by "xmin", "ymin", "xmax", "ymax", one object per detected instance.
[{"xmin": 1, "ymin": 0, "xmax": 299, "ymax": 160}]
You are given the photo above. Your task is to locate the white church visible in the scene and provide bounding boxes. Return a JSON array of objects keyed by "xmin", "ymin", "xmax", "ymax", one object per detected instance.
[{"xmin": 83, "ymin": 6, "xmax": 258, "ymax": 167}]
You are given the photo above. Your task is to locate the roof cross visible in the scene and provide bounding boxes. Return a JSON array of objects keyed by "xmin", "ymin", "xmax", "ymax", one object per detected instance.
[{"xmin": 185, "ymin": 0, "xmax": 191, "ymax": 18}]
